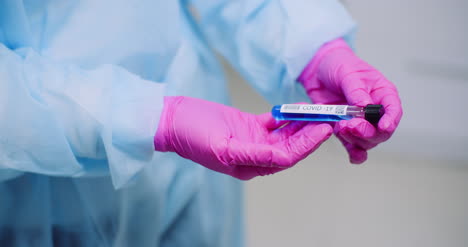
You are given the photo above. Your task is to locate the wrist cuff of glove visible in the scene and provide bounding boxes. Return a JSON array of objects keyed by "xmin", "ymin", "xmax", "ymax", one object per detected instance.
[
  {"xmin": 298, "ymin": 38, "xmax": 353, "ymax": 83},
  {"xmin": 154, "ymin": 96, "xmax": 183, "ymax": 152}
]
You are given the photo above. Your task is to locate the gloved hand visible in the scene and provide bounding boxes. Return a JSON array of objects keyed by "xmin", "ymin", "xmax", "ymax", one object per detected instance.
[
  {"xmin": 154, "ymin": 96, "xmax": 333, "ymax": 180},
  {"xmin": 298, "ymin": 38, "xmax": 403, "ymax": 164}
]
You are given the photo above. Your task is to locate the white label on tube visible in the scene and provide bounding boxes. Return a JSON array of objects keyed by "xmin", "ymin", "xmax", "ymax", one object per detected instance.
[{"xmin": 280, "ymin": 104, "xmax": 348, "ymax": 115}]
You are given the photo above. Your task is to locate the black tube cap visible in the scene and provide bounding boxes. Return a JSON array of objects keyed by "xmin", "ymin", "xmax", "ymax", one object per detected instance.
[{"xmin": 364, "ymin": 105, "xmax": 384, "ymax": 125}]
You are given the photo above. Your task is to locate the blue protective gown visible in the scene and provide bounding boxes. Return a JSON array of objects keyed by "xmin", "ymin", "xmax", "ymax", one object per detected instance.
[{"xmin": 0, "ymin": 0, "xmax": 355, "ymax": 246}]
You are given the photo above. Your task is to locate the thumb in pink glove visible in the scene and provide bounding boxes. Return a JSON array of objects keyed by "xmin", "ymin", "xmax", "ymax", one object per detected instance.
[
  {"xmin": 299, "ymin": 38, "xmax": 403, "ymax": 164},
  {"xmin": 154, "ymin": 96, "xmax": 333, "ymax": 180}
]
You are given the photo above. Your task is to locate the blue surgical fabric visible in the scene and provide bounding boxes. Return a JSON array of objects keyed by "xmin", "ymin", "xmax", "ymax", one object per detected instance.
[{"xmin": 0, "ymin": 0, "xmax": 355, "ymax": 246}]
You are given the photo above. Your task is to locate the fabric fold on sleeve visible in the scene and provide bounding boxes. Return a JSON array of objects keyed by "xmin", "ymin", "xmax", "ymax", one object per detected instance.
[
  {"xmin": 191, "ymin": 0, "xmax": 356, "ymax": 105},
  {"xmin": 0, "ymin": 44, "xmax": 165, "ymax": 188}
]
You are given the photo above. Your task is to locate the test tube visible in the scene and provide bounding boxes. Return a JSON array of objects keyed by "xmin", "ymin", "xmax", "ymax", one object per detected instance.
[{"xmin": 271, "ymin": 104, "xmax": 384, "ymax": 125}]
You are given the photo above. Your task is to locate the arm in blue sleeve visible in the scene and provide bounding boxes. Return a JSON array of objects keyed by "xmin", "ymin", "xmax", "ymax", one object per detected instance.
[
  {"xmin": 191, "ymin": 0, "xmax": 356, "ymax": 105},
  {"xmin": 0, "ymin": 44, "xmax": 165, "ymax": 188}
]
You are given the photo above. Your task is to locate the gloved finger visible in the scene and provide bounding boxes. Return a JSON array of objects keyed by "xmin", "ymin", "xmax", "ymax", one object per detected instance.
[
  {"xmin": 336, "ymin": 135, "xmax": 368, "ymax": 164},
  {"xmin": 275, "ymin": 121, "xmax": 309, "ymax": 140},
  {"xmin": 335, "ymin": 118, "xmax": 376, "ymax": 139},
  {"xmin": 227, "ymin": 141, "xmax": 291, "ymax": 168},
  {"xmin": 377, "ymin": 94, "xmax": 403, "ymax": 134},
  {"xmin": 340, "ymin": 73, "xmax": 374, "ymax": 107},
  {"xmin": 348, "ymin": 146, "xmax": 368, "ymax": 164},
  {"xmin": 371, "ymin": 80, "xmax": 403, "ymax": 129},
  {"xmin": 370, "ymin": 79, "xmax": 403, "ymax": 133},
  {"xmin": 335, "ymin": 123, "xmax": 379, "ymax": 150},
  {"xmin": 257, "ymin": 112, "xmax": 289, "ymax": 130},
  {"xmin": 337, "ymin": 127, "xmax": 388, "ymax": 150},
  {"xmin": 335, "ymin": 117, "xmax": 391, "ymax": 144},
  {"xmin": 285, "ymin": 123, "xmax": 333, "ymax": 164},
  {"xmin": 231, "ymin": 166, "xmax": 285, "ymax": 181}
]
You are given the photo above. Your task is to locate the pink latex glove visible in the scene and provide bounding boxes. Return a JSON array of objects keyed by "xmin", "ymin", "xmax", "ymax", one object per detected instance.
[
  {"xmin": 154, "ymin": 96, "xmax": 333, "ymax": 180},
  {"xmin": 298, "ymin": 38, "xmax": 403, "ymax": 164}
]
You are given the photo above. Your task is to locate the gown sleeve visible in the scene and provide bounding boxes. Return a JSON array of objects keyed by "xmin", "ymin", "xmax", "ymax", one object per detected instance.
[
  {"xmin": 191, "ymin": 0, "xmax": 356, "ymax": 104},
  {"xmin": 0, "ymin": 44, "xmax": 166, "ymax": 189}
]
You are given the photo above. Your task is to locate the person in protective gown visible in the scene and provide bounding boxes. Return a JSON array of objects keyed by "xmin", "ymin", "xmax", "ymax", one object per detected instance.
[{"xmin": 0, "ymin": 0, "xmax": 402, "ymax": 246}]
